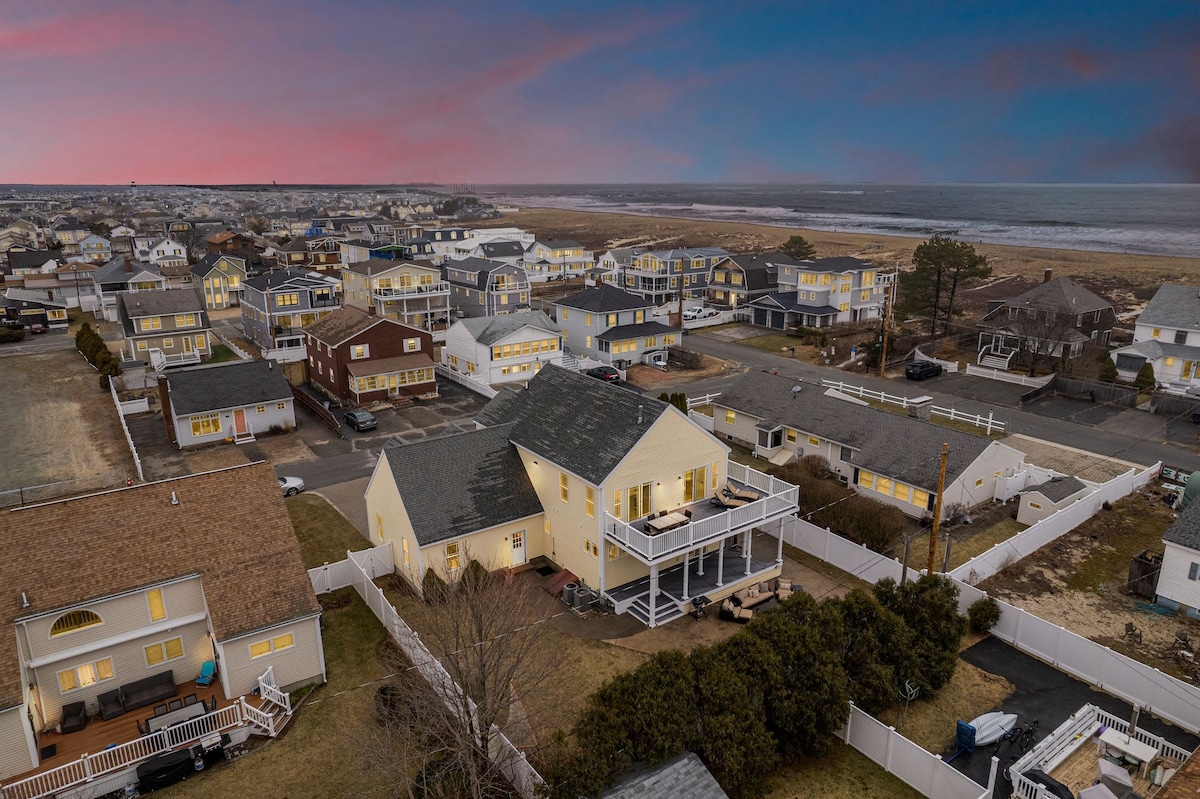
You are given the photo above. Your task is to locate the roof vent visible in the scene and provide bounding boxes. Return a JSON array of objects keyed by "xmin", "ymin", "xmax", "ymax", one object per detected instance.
[
  {"xmin": 20, "ymin": 592, "xmax": 30, "ymax": 609},
  {"xmin": 637, "ymin": 404, "xmax": 644, "ymax": 425},
  {"xmin": 791, "ymin": 385, "xmax": 803, "ymax": 398},
  {"xmin": 170, "ymin": 491, "xmax": 180, "ymax": 506}
]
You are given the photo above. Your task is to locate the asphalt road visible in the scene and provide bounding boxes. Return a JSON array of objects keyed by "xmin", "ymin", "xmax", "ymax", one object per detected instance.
[{"xmin": 678, "ymin": 332, "xmax": 1200, "ymax": 474}]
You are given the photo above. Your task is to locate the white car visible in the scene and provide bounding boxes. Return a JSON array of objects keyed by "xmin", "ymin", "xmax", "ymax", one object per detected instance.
[
  {"xmin": 279, "ymin": 476, "xmax": 306, "ymax": 496},
  {"xmin": 683, "ymin": 306, "xmax": 719, "ymax": 320}
]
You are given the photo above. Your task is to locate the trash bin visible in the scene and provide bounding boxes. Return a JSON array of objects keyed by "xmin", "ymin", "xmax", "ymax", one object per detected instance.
[{"xmin": 562, "ymin": 583, "xmax": 578, "ymax": 606}]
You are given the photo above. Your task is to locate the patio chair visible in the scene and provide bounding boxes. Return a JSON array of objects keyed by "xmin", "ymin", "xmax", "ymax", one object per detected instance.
[
  {"xmin": 710, "ymin": 491, "xmax": 749, "ymax": 509},
  {"xmin": 153, "ymin": 704, "xmax": 168, "ymax": 717},
  {"xmin": 726, "ymin": 480, "xmax": 760, "ymax": 502},
  {"xmin": 136, "ymin": 718, "xmax": 148, "ymax": 736},
  {"xmin": 167, "ymin": 699, "xmax": 183, "ymax": 712},
  {"xmin": 183, "ymin": 693, "xmax": 198, "ymax": 706},
  {"xmin": 1123, "ymin": 621, "xmax": 1143, "ymax": 644},
  {"xmin": 682, "ymin": 509, "xmax": 693, "ymax": 520},
  {"xmin": 196, "ymin": 660, "xmax": 216, "ymax": 687}
]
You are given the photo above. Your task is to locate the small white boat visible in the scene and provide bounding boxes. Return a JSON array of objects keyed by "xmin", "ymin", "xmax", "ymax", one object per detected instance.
[{"xmin": 968, "ymin": 711, "xmax": 1018, "ymax": 746}]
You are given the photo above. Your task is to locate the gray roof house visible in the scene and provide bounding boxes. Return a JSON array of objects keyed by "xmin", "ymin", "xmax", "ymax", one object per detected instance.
[
  {"xmin": 602, "ymin": 752, "xmax": 729, "ymax": 799},
  {"xmin": 1110, "ymin": 284, "xmax": 1200, "ymax": 388},
  {"xmin": 442, "ymin": 311, "xmax": 564, "ymax": 385},
  {"xmin": 712, "ymin": 370, "xmax": 1026, "ymax": 519},
  {"xmin": 161, "ymin": 359, "xmax": 295, "ymax": 447},
  {"xmin": 552, "ymin": 285, "xmax": 676, "ymax": 367},
  {"xmin": 1016, "ymin": 475, "xmax": 1090, "ymax": 525},
  {"xmin": 445, "ymin": 256, "xmax": 531, "ymax": 317},
  {"xmin": 976, "ymin": 274, "xmax": 1116, "ymax": 368},
  {"xmin": 1155, "ymin": 498, "xmax": 1200, "ymax": 620}
]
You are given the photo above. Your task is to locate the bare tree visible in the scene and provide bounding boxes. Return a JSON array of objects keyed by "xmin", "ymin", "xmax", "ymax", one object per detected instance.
[
  {"xmin": 364, "ymin": 559, "xmax": 558, "ymax": 799},
  {"xmin": 1005, "ymin": 306, "xmax": 1081, "ymax": 376}
]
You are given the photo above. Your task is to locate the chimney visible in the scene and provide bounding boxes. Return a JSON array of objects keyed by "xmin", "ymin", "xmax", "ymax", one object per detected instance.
[
  {"xmin": 124, "ymin": 256, "xmax": 132, "ymax": 273},
  {"xmin": 1043, "ymin": 268, "xmax": 1053, "ymax": 284}
]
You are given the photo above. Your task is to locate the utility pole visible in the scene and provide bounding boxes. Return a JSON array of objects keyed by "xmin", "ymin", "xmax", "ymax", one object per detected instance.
[
  {"xmin": 879, "ymin": 275, "xmax": 894, "ymax": 378},
  {"xmin": 926, "ymin": 442, "xmax": 950, "ymax": 576}
]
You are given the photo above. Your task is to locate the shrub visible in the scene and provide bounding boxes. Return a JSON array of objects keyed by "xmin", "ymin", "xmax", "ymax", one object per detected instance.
[
  {"xmin": 967, "ymin": 596, "xmax": 1002, "ymax": 634},
  {"xmin": 1098, "ymin": 357, "xmax": 1118, "ymax": 384},
  {"xmin": 1134, "ymin": 362, "xmax": 1156, "ymax": 390},
  {"xmin": 421, "ymin": 568, "xmax": 449, "ymax": 603},
  {"xmin": 799, "ymin": 454, "xmax": 830, "ymax": 479},
  {"xmin": 0, "ymin": 326, "xmax": 25, "ymax": 344}
]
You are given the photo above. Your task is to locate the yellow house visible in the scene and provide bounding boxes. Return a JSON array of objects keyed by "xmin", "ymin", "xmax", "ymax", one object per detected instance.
[{"xmin": 365, "ymin": 366, "xmax": 799, "ymax": 627}]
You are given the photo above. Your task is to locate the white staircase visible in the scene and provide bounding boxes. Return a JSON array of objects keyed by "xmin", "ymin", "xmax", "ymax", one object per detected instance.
[
  {"xmin": 978, "ymin": 348, "xmax": 1014, "ymax": 370},
  {"xmin": 626, "ymin": 593, "xmax": 685, "ymax": 627},
  {"xmin": 560, "ymin": 352, "xmax": 580, "ymax": 372}
]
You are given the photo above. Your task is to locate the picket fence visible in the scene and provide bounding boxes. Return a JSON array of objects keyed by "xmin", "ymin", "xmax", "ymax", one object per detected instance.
[
  {"xmin": 964, "ymin": 364, "xmax": 1055, "ymax": 387},
  {"xmin": 434, "ymin": 363, "xmax": 498, "ymax": 398},
  {"xmin": 309, "ymin": 543, "xmax": 543, "ymax": 797}
]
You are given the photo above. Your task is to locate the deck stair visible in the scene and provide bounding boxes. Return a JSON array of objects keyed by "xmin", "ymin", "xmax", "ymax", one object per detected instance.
[
  {"xmin": 978, "ymin": 347, "xmax": 1015, "ymax": 369},
  {"xmin": 626, "ymin": 594, "xmax": 684, "ymax": 626}
]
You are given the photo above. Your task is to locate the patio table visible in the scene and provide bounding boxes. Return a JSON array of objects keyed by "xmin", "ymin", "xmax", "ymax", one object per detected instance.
[
  {"xmin": 646, "ymin": 512, "xmax": 689, "ymax": 533},
  {"xmin": 146, "ymin": 701, "xmax": 207, "ymax": 733},
  {"xmin": 1097, "ymin": 727, "xmax": 1157, "ymax": 778}
]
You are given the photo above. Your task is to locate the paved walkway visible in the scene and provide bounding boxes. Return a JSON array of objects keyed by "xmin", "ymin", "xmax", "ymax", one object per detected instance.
[{"xmin": 311, "ymin": 477, "xmax": 370, "ymax": 537}]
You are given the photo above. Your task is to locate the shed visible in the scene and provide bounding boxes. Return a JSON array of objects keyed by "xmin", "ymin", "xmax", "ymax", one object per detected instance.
[{"xmin": 1017, "ymin": 476, "xmax": 1090, "ymax": 525}]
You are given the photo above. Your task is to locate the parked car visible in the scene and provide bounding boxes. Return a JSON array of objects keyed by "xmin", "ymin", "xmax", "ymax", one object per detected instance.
[
  {"xmin": 683, "ymin": 306, "xmax": 718, "ymax": 320},
  {"xmin": 28, "ymin": 323, "xmax": 47, "ymax": 334},
  {"xmin": 278, "ymin": 476, "xmax": 306, "ymax": 496},
  {"xmin": 905, "ymin": 360, "xmax": 943, "ymax": 380},
  {"xmin": 343, "ymin": 409, "xmax": 378, "ymax": 431},
  {"xmin": 586, "ymin": 366, "xmax": 621, "ymax": 382}
]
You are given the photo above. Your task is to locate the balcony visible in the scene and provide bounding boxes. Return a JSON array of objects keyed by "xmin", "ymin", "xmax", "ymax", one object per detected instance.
[
  {"xmin": 604, "ymin": 462, "xmax": 798, "ymax": 564},
  {"xmin": 370, "ymin": 281, "xmax": 449, "ymax": 299}
]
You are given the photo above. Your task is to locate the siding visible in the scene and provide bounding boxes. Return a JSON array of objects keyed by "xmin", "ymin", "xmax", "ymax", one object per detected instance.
[
  {"xmin": 174, "ymin": 401, "xmax": 295, "ymax": 447},
  {"xmin": 0, "ymin": 706, "xmax": 34, "ymax": 783},
  {"xmin": 419, "ymin": 518, "xmax": 542, "ymax": 584},
  {"xmin": 1157, "ymin": 541, "xmax": 1200, "ymax": 613},
  {"xmin": 217, "ymin": 616, "xmax": 324, "ymax": 696},
  {"xmin": 366, "ymin": 459, "xmax": 421, "ymax": 586}
]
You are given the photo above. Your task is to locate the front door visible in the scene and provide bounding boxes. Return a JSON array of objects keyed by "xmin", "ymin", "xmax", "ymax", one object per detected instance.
[
  {"xmin": 510, "ymin": 530, "xmax": 526, "ymax": 566},
  {"xmin": 234, "ymin": 409, "xmax": 247, "ymax": 436},
  {"xmin": 183, "ymin": 336, "xmax": 193, "ymax": 354}
]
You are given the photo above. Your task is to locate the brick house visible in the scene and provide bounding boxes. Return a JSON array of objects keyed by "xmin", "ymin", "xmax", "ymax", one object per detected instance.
[{"xmin": 305, "ymin": 306, "xmax": 435, "ymax": 405}]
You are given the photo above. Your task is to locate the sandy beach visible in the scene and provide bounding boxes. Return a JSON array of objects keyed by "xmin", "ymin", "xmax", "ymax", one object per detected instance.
[{"xmin": 479, "ymin": 207, "xmax": 1199, "ymax": 318}]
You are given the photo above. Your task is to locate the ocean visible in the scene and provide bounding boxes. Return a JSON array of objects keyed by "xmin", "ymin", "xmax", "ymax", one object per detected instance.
[{"xmin": 481, "ymin": 184, "xmax": 1200, "ymax": 259}]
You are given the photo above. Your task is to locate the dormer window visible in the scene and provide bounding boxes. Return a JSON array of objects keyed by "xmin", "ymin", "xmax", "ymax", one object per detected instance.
[{"xmin": 50, "ymin": 609, "xmax": 103, "ymax": 637}]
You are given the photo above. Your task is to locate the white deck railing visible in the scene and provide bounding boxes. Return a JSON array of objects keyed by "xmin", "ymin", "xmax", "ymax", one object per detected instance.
[
  {"xmin": 258, "ymin": 665, "xmax": 292, "ymax": 715},
  {"xmin": 372, "ymin": 281, "xmax": 450, "ymax": 298},
  {"xmin": 605, "ymin": 463, "xmax": 798, "ymax": 562},
  {"xmin": 1, "ymin": 704, "xmax": 243, "ymax": 799},
  {"xmin": 820, "ymin": 379, "xmax": 1007, "ymax": 433}
]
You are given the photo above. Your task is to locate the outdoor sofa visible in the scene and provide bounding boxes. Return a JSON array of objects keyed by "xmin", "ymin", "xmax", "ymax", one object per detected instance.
[{"xmin": 97, "ymin": 670, "xmax": 177, "ymax": 720}]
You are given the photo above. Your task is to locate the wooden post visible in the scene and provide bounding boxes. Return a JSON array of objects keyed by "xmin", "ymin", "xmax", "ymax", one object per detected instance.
[
  {"xmin": 926, "ymin": 442, "xmax": 950, "ymax": 576},
  {"xmin": 879, "ymin": 276, "xmax": 893, "ymax": 378}
]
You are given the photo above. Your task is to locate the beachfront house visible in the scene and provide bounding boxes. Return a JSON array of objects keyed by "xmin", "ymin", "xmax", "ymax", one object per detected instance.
[
  {"xmin": 446, "ymin": 257, "xmax": 531, "ymax": 317},
  {"xmin": 615, "ymin": 247, "xmax": 728, "ymax": 305},
  {"xmin": 975, "ymin": 274, "xmax": 1115, "ymax": 370},
  {"xmin": 551, "ymin": 284, "xmax": 678, "ymax": 368},
  {"xmin": 364, "ymin": 366, "xmax": 799, "ymax": 626},
  {"xmin": 749, "ymin": 256, "xmax": 893, "ymax": 330},
  {"xmin": 1109, "ymin": 284, "xmax": 1200, "ymax": 389},
  {"xmin": 340, "ymin": 258, "xmax": 451, "ymax": 340},
  {"xmin": 240, "ymin": 266, "xmax": 341, "ymax": 359},
  {"xmin": 441, "ymin": 311, "xmax": 563, "ymax": 384},
  {"xmin": 707, "ymin": 252, "xmax": 796, "ymax": 310},
  {"xmin": 523, "ymin": 240, "xmax": 592, "ymax": 281},
  {"xmin": 711, "ymin": 370, "xmax": 1026, "ymax": 520}
]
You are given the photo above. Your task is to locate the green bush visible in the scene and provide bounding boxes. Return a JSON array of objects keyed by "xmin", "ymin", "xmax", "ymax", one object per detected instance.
[
  {"xmin": 967, "ymin": 596, "xmax": 1002, "ymax": 634},
  {"xmin": 1098, "ymin": 357, "xmax": 1117, "ymax": 384},
  {"xmin": 1134, "ymin": 362, "xmax": 1156, "ymax": 390},
  {"xmin": 0, "ymin": 326, "xmax": 25, "ymax": 343},
  {"xmin": 421, "ymin": 568, "xmax": 449, "ymax": 604}
]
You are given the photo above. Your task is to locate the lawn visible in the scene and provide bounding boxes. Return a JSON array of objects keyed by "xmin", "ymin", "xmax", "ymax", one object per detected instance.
[
  {"xmin": 286, "ymin": 493, "xmax": 373, "ymax": 568},
  {"xmin": 764, "ymin": 744, "xmax": 927, "ymax": 799},
  {"xmin": 736, "ymin": 332, "xmax": 803, "ymax": 355},
  {"xmin": 902, "ymin": 516, "xmax": 1028, "ymax": 572},
  {"xmin": 208, "ymin": 344, "xmax": 238, "ymax": 363},
  {"xmin": 166, "ymin": 593, "xmax": 394, "ymax": 799}
]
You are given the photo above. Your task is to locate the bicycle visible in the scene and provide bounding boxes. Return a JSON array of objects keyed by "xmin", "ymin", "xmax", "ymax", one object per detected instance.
[
  {"xmin": 993, "ymin": 722, "xmax": 1020, "ymax": 754},
  {"xmin": 1018, "ymin": 719, "xmax": 1040, "ymax": 754}
]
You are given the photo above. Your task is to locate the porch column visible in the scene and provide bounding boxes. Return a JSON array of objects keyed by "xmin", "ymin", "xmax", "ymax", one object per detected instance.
[
  {"xmin": 776, "ymin": 522, "xmax": 784, "ymax": 565},
  {"xmin": 745, "ymin": 530, "xmax": 753, "ymax": 576},
  {"xmin": 696, "ymin": 544, "xmax": 705, "ymax": 576},
  {"xmin": 717, "ymin": 544, "xmax": 725, "ymax": 587},
  {"xmin": 649, "ymin": 563, "xmax": 659, "ymax": 625},
  {"xmin": 598, "ymin": 525, "xmax": 607, "ymax": 595},
  {"xmin": 682, "ymin": 550, "xmax": 690, "ymax": 601}
]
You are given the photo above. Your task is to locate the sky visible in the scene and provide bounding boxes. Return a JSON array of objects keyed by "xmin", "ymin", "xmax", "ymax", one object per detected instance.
[{"xmin": 1, "ymin": 0, "xmax": 1197, "ymax": 185}]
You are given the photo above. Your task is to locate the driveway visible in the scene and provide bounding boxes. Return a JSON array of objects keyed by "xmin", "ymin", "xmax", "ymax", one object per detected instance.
[{"xmin": 949, "ymin": 637, "xmax": 1199, "ymax": 795}]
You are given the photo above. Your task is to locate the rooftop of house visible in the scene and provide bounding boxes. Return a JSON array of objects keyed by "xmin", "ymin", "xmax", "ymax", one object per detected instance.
[
  {"xmin": 476, "ymin": 365, "xmax": 674, "ymax": 485},
  {"xmin": 1025, "ymin": 475, "xmax": 1088, "ymax": 502},
  {"xmin": 381, "ymin": 423, "xmax": 543, "ymax": 546},
  {"xmin": 716, "ymin": 251, "xmax": 798, "ymax": 271},
  {"xmin": 716, "ymin": 370, "xmax": 998, "ymax": 491},
  {"xmin": 790, "ymin": 256, "xmax": 878, "ymax": 274},
  {"xmin": 190, "ymin": 253, "xmax": 246, "ymax": 276},
  {"xmin": 989, "ymin": 276, "xmax": 1114, "ymax": 316},
  {"xmin": 345, "ymin": 352, "xmax": 434, "ymax": 377},
  {"xmin": 1164, "ymin": 496, "xmax": 1200, "ymax": 553},
  {"xmin": 6, "ymin": 249, "xmax": 60, "ymax": 272},
  {"xmin": 555, "ymin": 284, "xmax": 654, "ymax": 313},
  {"xmin": 538, "ymin": 239, "xmax": 584, "ymax": 250},
  {"xmin": 166, "ymin": 359, "xmax": 292, "ymax": 415},
  {"xmin": 1137, "ymin": 285, "xmax": 1200, "ymax": 332},
  {"xmin": 92, "ymin": 257, "xmax": 161, "ymax": 285},
  {"xmin": 120, "ymin": 287, "xmax": 204, "ymax": 318},
  {"xmin": 457, "ymin": 311, "xmax": 560, "ymax": 345},
  {"xmin": 0, "ymin": 462, "xmax": 320, "ymax": 711},
  {"xmin": 305, "ymin": 305, "xmax": 416, "ymax": 346},
  {"xmin": 342, "ymin": 257, "xmax": 439, "ymax": 277},
  {"xmin": 602, "ymin": 752, "xmax": 729, "ymax": 799},
  {"xmin": 478, "ymin": 241, "xmax": 525, "ymax": 258},
  {"xmin": 750, "ymin": 292, "xmax": 840, "ymax": 316},
  {"xmin": 641, "ymin": 246, "xmax": 729, "ymax": 260},
  {"xmin": 1116, "ymin": 338, "xmax": 1200, "ymax": 362},
  {"xmin": 596, "ymin": 320, "xmax": 679, "ymax": 342},
  {"xmin": 243, "ymin": 266, "xmax": 333, "ymax": 292}
]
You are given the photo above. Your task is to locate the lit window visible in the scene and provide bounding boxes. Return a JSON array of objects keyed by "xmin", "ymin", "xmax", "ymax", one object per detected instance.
[
  {"xmin": 1029, "ymin": 501, "xmax": 1043, "ymax": 510},
  {"xmin": 190, "ymin": 413, "xmax": 222, "ymax": 436},
  {"xmin": 146, "ymin": 589, "xmax": 166, "ymax": 622},
  {"xmin": 402, "ymin": 537, "xmax": 409, "ymax": 565},
  {"xmin": 585, "ymin": 486, "xmax": 595, "ymax": 518},
  {"xmin": 57, "ymin": 658, "xmax": 114, "ymax": 693},
  {"xmin": 250, "ymin": 633, "xmax": 294, "ymax": 658},
  {"xmin": 975, "ymin": 478, "xmax": 985, "ymax": 487},
  {"xmin": 277, "ymin": 402, "xmax": 287, "ymax": 410},
  {"xmin": 144, "ymin": 636, "xmax": 184, "ymax": 666},
  {"xmin": 256, "ymin": 405, "xmax": 266, "ymax": 413},
  {"xmin": 446, "ymin": 542, "xmax": 461, "ymax": 571},
  {"xmin": 584, "ymin": 539, "xmax": 599, "ymax": 557},
  {"xmin": 858, "ymin": 471, "xmax": 875, "ymax": 489},
  {"xmin": 724, "ymin": 409, "xmax": 736, "ymax": 424},
  {"xmin": 786, "ymin": 429, "xmax": 797, "ymax": 443},
  {"xmin": 51, "ymin": 610, "xmax": 103, "ymax": 637},
  {"xmin": 351, "ymin": 344, "xmax": 369, "ymax": 360},
  {"xmin": 876, "ymin": 477, "xmax": 893, "ymax": 496},
  {"xmin": 808, "ymin": 436, "xmax": 820, "ymax": 447},
  {"xmin": 911, "ymin": 489, "xmax": 929, "ymax": 507},
  {"xmin": 560, "ymin": 473, "xmax": 569, "ymax": 502}
]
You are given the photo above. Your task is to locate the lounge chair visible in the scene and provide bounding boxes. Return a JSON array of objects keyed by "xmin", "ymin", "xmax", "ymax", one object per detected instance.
[
  {"xmin": 710, "ymin": 491, "xmax": 749, "ymax": 509},
  {"xmin": 196, "ymin": 660, "xmax": 216, "ymax": 687},
  {"xmin": 726, "ymin": 481, "xmax": 761, "ymax": 502}
]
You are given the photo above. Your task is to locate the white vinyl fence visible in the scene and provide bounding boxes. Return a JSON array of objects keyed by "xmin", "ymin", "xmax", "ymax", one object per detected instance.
[
  {"xmin": 840, "ymin": 704, "xmax": 990, "ymax": 799},
  {"xmin": 913, "ymin": 347, "xmax": 960, "ymax": 373},
  {"xmin": 108, "ymin": 376, "xmax": 144, "ymax": 481},
  {"xmin": 435, "ymin": 363, "xmax": 498, "ymax": 398},
  {"xmin": 310, "ymin": 543, "xmax": 543, "ymax": 797},
  {"xmin": 964, "ymin": 364, "xmax": 1054, "ymax": 387},
  {"xmin": 819, "ymin": 380, "xmax": 1006, "ymax": 433}
]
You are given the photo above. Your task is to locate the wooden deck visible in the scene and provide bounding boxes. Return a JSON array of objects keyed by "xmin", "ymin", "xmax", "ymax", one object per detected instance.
[
  {"xmin": 9, "ymin": 677, "xmax": 266, "ymax": 785},
  {"xmin": 1051, "ymin": 743, "xmax": 1159, "ymax": 797}
]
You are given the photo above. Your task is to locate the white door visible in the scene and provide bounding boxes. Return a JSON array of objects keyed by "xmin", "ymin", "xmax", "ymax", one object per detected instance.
[{"xmin": 510, "ymin": 530, "xmax": 526, "ymax": 566}]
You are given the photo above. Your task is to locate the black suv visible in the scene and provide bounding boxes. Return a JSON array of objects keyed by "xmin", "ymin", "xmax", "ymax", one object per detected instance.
[
  {"xmin": 585, "ymin": 366, "xmax": 621, "ymax": 382},
  {"xmin": 905, "ymin": 360, "xmax": 943, "ymax": 380}
]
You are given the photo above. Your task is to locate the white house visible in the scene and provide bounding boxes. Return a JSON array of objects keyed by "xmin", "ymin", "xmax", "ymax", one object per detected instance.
[
  {"xmin": 552, "ymin": 284, "xmax": 677, "ymax": 368},
  {"xmin": 1111, "ymin": 284, "xmax": 1200, "ymax": 389},
  {"xmin": 161, "ymin": 359, "xmax": 295, "ymax": 447},
  {"xmin": 1155, "ymin": 498, "xmax": 1200, "ymax": 620},
  {"xmin": 442, "ymin": 311, "xmax": 563, "ymax": 384}
]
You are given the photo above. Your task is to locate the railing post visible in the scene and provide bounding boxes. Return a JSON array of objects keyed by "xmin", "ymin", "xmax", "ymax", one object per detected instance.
[{"xmin": 81, "ymin": 753, "xmax": 93, "ymax": 780}]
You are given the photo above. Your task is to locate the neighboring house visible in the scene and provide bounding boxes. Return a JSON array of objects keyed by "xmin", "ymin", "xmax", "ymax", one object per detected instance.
[
  {"xmin": 109, "ymin": 224, "xmax": 136, "ymax": 239},
  {"xmin": 190, "ymin": 254, "xmax": 248, "ymax": 310},
  {"xmin": 305, "ymin": 306, "xmax": 435, "ymax": 405},
  {"xmin": 470, "ymin": 240, "xmax": 526, "ymax": 266},
  {"xmin": 303, "ymin": 236, "xmax": 344, "ymax": 273},
  {"xmin": 1110, "ymin": 284, "xmax": 1200, "ymax": 387},
  {"xmin": 77, "ymin": 235, "xmax": 112, "ymax": 264},
  {"xmin": 5, "ymin": 249, "xmax": 62, "ymax": 276},
  {"xmin": 206, "ymin": 231, "xmax": 256, "ymax": 260},
  {"xmin": 51, "ymin": 221, "xmax": 90, "ymax": 255},
  {"xmin": 1, "ymin": 288, "xmax": 69, "ymax": 329},
  {"xmin": 1016, "ymin": 476, "xmax": 1090, "ymax": 526},
  {"xmin": 602, "ymin": 753, "xmax": 729, "ymax": 799},
  {"xmin": 366, "ymin": 366, "xmax": 799, "ymax": 627},
  {"xmin": 707, "ymin": 252, "xmax": 796, "ymax": 309},
  {"xmin": 441, "ymin": 311, "xmax": 563, "ymax": 384},
  {"xmin": 596, "ymin": 246, "xmax": 646, "ymax": 276},
  {"xmin": 274, "ymin": 238, "xmax": 311, "ymax": 270},
  {"xmin": 975, "ymin": 274, "xmax": 1115, "ymax": 369},
  {"xmin": 4, "ymin": 260, "xmax": 97, "ymax": 314},
  {"xmin": 0, "ymin": 463, "xmax": 324, "ymax": 784},
  {"xmin": 91, "ymin": 256, "xmax": 167, "ymax": 322},
  {"xmin": 119, "ymin": 288, "xmax": 211, "ymax": 367},
  {"xmin": 552, "ymin": 284, "xmax": 677, "ymax": 367},
  {"xmin": 340, "ymin": 239, "xmax": 406, "ymax": 265},
  {"xmin": 446, "ymin": 257, "xmax": 531, "ymax": 317},
  {"xmin": 616, "ymin": 247, "xmax": 728, "ymax": 304},
  {"xmin": 750, "ymin": 256, "xmax": 893, "ymax": 330},
  {"xmin": 1155, "ymin": 498, "xmax": 1200, "ymax": 620},
  {"xmin": 240, "ymin": 267, "xmax": 341, "ymax": 357},
  {"xmin": 161, "ymin": 359, "xmax": 295, "ymax": 447},
  {"xmin": 424, "ymin": 227, "xmax": 473, "ymax": 262},
  {"xmin": 340, "ymin": 258, "xmax": 451, "ymax": 339},
  {"xmin": 712, "ymin": 370, "xmax": 1026, "ymax": 520},
  {"xmin": 523, "ymin": 240, "xmax": 592, "ymax": 280}
]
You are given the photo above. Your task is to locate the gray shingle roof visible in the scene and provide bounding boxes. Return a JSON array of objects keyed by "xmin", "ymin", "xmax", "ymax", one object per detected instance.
[
  {"xmin": 795, "ymin": 256, "xmax": 875, "ymax": 273},
  {"xmin": 479, "ymin": 241, "xmax": 524, "ymax": 258},
  {"xmin": 476, "ymin": 365, "xmax": 669, "ymax": 485},
  {"xmin": 716, "ymin": 371, "xmax": 995, "ymax": 491},
  {"xmin": 596, "ymin": 321, "xmax": 679, "ymax": 342},
  {"xmin": 750, "ymin": 292, "xmax": 839, "ymax": 316},
  {"xmin": 458, "ymin": 311, "xmax": 560, "ymax": 345},
  {"xmin": 166, "ymin": 359, "xmax": 292, "ymax": 415},
  {"xmin": 243, "ymin": 266, "xmax": 329, "ymax": 291},
  {"xmin": 1164, "ymin": 496, "xmax": 1200, "ymax": 552},
  {"xmin": 92, "ymin": 256, "xmax": 160, "ymax": 285},
  {"xmin": 190, "ymin": 253, "xmax": 245, "ymax": 278},
  {"xmin": 995, "ymin": 276, "xmax": 1113, "ymax": 315},
  {"xmin": 555, "ymin": 284, "xmax": 653, "ymax": 313},
  {"xmin": 602, "ymin": 752, "xmax": 729, "ymax": 799},
  {"xmin": 120, "ymin": 288, "xmax": 203, "ymax": 317},
  {"xmin": 1137, "ymin": 285, "xmax": 1200, "ymax": 332},
  {"xmin": 1025, "ymin": 476, "xmax": 1088, "ymax": 502},
  {"xmin": 1115, "ymin": 339, "xmax": 1200, "ymax": 362},
  {"xmin": 382, "ymin": 424, "xmax": 543, "ymax": 546}
]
